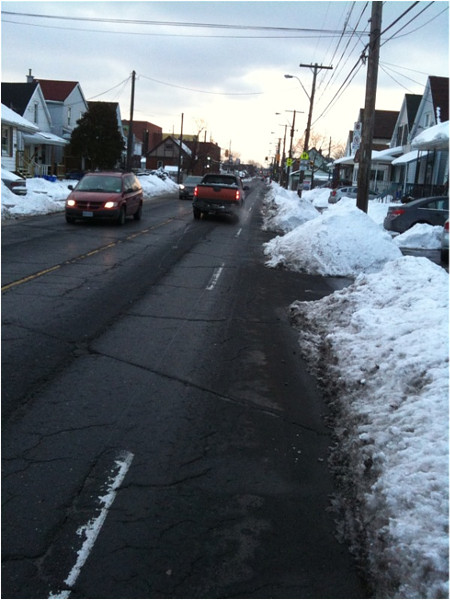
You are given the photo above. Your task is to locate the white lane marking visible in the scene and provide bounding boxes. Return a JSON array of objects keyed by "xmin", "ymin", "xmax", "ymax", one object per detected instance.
[
  {"xmin": 206, "ymin": 263, "xmax": 225, "ymax": 291},
  {"xmin": 235, "ymin": 228, "xmax": 242, "ymax": 237},
  {"xmin": 49, "ymin": 450, "xmax": 135, "ymax": 599}
]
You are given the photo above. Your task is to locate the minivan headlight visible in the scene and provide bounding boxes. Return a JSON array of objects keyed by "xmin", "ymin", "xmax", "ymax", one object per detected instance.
[
  {"xmin": 66, "ymin": 199, "xmax": 76, "ymax": 207},
  {"xmin": 104, "ymin": 201, "xmax": 119, "ymax": 209}
]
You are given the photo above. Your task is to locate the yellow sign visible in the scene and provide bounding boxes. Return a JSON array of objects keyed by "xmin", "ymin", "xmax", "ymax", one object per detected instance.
[
  {"xmin": 300, "ymin": 152, "xmax": 309, "ymax": 160},
  {"xmin": 286, "ymin": 158, "xmax": 293, "ymax": 167}
]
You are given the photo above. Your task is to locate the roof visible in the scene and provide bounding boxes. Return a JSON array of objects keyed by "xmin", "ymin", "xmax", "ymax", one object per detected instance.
[
  {"xmin": 37, "ymin": 79, "xmax": 78, "ymax": 102},
  {"xmin": 358, "ymin": 109, "xmax": 399, "ymax": 140},
  {"xmin": 1, "ymin": 82, "xmax": 39, "ymax": 115},
  {"xmin": 1, "ymin": 104, "xmax": 39, "ymax": 132},
  {"xmin": 412, "ymin": 121, "xmax": 449, "ymax": 151},
  {"xmin": 429, "ymin": 76, "xmax": 449, "ymax": 123}
]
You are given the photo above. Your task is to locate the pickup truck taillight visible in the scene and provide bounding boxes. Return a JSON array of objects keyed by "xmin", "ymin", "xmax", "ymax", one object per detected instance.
[
  {"xmin": 235, "ymin": 190, "xmax": 241, "ymax": 202},
  {"xmin": 194, "ymin": 186, "xmax": 198, "ymax": 197}
]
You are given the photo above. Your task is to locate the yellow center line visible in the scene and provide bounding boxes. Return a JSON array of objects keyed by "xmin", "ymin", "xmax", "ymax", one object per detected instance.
[{"xmin": 2, "ymin": 218, "xmax": 175, "ymax": 293}]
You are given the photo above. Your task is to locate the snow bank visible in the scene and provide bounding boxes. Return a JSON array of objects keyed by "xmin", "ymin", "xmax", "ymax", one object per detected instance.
[
  {"xmin": 394, "ymin": 223, "xmax": 444, "ymax": 249},
  {"xmin": 262, "ymin": 183, "xmax": 320, "ymax": 233},
  {"xmin": 262, "ymin": 182, "xmax": 448, "ymax": 598},
  {"xmin": 1, "ymin": 173, "xmax": 179, "ymax": 220},
  {"xmin": 263, "ymin": 198, "xmax": 402, "ymax": 277},
  {"xmin": 289, "ymin": 256, "xmax": 449, "ymax": 599}
]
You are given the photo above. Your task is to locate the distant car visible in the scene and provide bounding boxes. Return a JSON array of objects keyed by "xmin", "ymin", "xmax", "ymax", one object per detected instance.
[
  {"xmin": 329, "ymin": 186, "xmax": 379, "ymax": 204},
  {"xmin": 384, "ymin": 196, "xmax": 449, "ymax": 234},
  {"xmin": 179, "ymin": 175, "xmax": 203, "ymax": 200},
  {"xmin": 1, "ymin": 168, "xmax": 27, "ymax": 195},
  {"xmin": 441, "ymin": 219, "xmax": 449, "ymax": 263},
  {"xmin": 65, "ymin": 171, "xmax": 143, "ymax": 225}
]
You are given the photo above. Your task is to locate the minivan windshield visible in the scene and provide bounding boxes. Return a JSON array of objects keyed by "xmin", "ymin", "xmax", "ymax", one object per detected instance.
[{"xmin": 76, "ymin": 175, "xmax": 122, "ymax": 193}]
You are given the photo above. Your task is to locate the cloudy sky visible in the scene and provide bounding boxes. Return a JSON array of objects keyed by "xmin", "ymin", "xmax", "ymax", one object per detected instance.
[{"xmin": 2, "ymin": 1, "xmax": 449, "ymax": 165}]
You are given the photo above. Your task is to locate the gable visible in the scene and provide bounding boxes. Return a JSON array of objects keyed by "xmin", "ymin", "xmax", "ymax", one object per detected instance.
[
  {"xmin": 429, "ymin": 76, "xmax": 449, "ymax": 122},
  {"xmin": 1, "ymin": 82, "xmax": 39, "ymax": 115},
  {"xmin": 37, "ymin": 80, "xmax": 78, "ymax": 102}
]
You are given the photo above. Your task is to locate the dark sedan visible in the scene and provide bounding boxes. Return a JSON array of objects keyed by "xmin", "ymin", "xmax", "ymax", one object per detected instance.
[
  {"xmin": 384, "ymin": 196, "xmax": 449, "ymax": 233},
  {"xmin": 179, "ymin": 175, "xmax": 203, "ymax": 200}
]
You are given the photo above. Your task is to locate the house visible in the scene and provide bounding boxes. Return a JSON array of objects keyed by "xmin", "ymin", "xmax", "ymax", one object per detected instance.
[
  {"xmin": 25, "ymin": 70, "xmax": 89, "ymax": 175},
  {"xmin": 122, "ymin": 120, "xmax": 163, "ymax": 160},
  {"xmin": 1, "ymin": 104, "xmax": 39, "ymax": 173},
  {"xmin": 333, "ymin": 109, "xmax": 399, "ymax": 192},
  {"xmin": 146, "ymin": 135, "xmax": 192, "ymax": 177},
  {"xmin": 2, "ymin": 80, "xmax": 68, "ymax": 177},
  {"xmin": 391, "ymin": 76, "xmax": 449, "ymax": 197}
]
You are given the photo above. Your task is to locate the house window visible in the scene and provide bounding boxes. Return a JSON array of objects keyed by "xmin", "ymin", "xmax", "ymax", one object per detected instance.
[
  {"xmin": 33, "ymin": 102, "xmax": 38, "ymax": 124},
  {"xmin": 67, "ymin": 106, "xmax": 72, "ymax": 126},
  {"xmin": 2, "ymin": 125, "xmax": 12, "ymax": 157},
  {"xmin": 424, "ymin": 113, "xmax": 431, "ymax": 127}
]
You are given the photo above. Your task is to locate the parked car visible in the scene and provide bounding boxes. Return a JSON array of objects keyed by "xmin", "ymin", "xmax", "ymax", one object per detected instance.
[
  {"xmin": 328, "ymin": 186, "xmax": 379, "ymax": 204},
  {"xmin": 383, "ymin": 196, "xmax": 449, "ymax": 234},
  {"xmin": 441, "ymin": 219, "xmax": 449, "ymax": 263},
  {"xmin": 65, "ymin": 171, "xmax": 143, "ymax": 225},
  {"xmin": 179, "ymin": 175, "xmax": 203, "ymax": 200},
  {"xmin": 1, "ymin": 168, "xmax": 27, "ymax": 195}
]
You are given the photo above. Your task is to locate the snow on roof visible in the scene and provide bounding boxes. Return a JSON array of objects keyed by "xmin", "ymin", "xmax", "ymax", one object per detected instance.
[
  {"xmin": 411, "ymin": 121, "xmax": 449, "ymax": 151},
  {"xmin": 392, "ymin": 150, "xmax": 430, "ymax": 165},
  {"xmin": 1, "ymin": 104, "xmax": 39, "ymax": 132}
]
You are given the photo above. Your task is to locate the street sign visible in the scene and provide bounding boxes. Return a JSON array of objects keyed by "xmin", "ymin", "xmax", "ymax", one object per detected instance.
[
  {"xmin": 300, "ymin": 152, "xmax": 309, "ymax": 160},
  {"xmin": 286, "ymin": 158, "xmax": 293, "ymax": 167}
]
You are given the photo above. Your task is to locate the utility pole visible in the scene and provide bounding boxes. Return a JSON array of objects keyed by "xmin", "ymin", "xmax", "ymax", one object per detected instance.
[
  {"xmin": 286, "ymin": 110, "xmax": 296, "ymax": 188},
  {"xmin": 297, "ymin": 62, "xmax": 333, "ymax": 196},
  {"xmin": 177, "ymin": 112, "xmax": 184, "ymax": 184},
  {"xmin": 357, "ymin": 2, "xmax": 382, "ymax": 213},
  {"xmin": 126, "ymin": 70, "xmax": 136, "ymax": 171}
]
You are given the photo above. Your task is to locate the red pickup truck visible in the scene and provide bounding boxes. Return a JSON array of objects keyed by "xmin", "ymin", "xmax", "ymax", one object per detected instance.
[{"xmin": 193, "ymin": 173, "xmax": 248, "ymax": 220}]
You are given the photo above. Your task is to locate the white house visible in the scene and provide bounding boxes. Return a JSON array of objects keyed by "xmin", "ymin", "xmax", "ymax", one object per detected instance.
[
  {"xmin": 392, "ymin": 76, "xmax": 448, "ymax": 197},
  {"xmin": 1, "ymin": 104, "xmax": 39, "ymax": 172},
  {"xmin": 2, "ymin": 79, "xmax": 68, "ymax": 177}
]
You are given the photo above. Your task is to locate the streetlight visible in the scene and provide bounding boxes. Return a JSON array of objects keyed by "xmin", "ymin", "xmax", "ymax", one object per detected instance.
[{"xmin": 284, "ymin": 74, "xmax": 310, "ymax": 103}]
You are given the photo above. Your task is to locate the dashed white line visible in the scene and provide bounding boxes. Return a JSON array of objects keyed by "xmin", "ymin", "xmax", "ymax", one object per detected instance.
[
  {"xmin": 206, "ymin": 263, "xmax": 225, "ymax": 290},
  {"xmin": 49, "ymin": 450, "xmax": 135, "ymax": 599}
]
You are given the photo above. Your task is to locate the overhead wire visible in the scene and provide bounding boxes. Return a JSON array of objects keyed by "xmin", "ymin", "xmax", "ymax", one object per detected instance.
[
  {"xmin": 1, "ymin": 10, "xmax": 369, "ymax": 36},
  {"xmin": 311, "ymin": 1, "xmax": 442, "ymax": 130}
]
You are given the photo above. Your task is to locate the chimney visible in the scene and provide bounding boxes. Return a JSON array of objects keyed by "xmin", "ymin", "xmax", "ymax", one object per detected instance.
[{"xmin": 26, "ymin": 69, "xmax": 34, "ymax": 83}]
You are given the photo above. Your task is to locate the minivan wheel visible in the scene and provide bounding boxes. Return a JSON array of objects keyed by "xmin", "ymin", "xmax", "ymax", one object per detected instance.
[
  {"xmin": 117, "ymin": 207, "xmax": 126, "ymax": 225},
  {"xmin": 66, "ymin": 215, "xmax": 76, "ymax": 224},
  {"xmin": 193, "ymin": 207, "xmax": 201, "ymax": 220},
  {"xmin": 133, "ymin": 204, "xmax": 142, "ymax": 221}
]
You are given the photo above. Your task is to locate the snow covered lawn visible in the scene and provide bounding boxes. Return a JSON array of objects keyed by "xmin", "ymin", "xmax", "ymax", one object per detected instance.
[{"xmin": 263, "ymin": 183, "xmax": 448, "ymax": 599}]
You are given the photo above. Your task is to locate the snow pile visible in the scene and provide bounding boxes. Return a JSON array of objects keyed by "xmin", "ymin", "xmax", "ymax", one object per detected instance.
[
  {"xmin": 1, "ymin": 173, "xmax": 179, "ymax": 220},
  {"xmin": 262, "ymin": 183, "xmax": 320, "ymax": 232},
  {"xmin": 289, "ymin": 257, "xmax": 449, "ymax": 599},
  {"xmin": 264, "ymin": 197, "xmax": 402, "ymax": 277},
  {"xmin": 263, "ymin": 182, "xmax": 449, "ymax": 598},
  {"xmin": 139, "ymin": 173, "xmax": 179, "ymax": 196},
  {"xmin": 393, "ymin": 222, "xmax": 444, "ymax": 249}
]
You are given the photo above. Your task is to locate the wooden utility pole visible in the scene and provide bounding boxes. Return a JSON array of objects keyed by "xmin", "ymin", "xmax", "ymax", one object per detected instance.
[
  {"xmin": 297, "ymin": 63, "xmax": 333, "ymax": 196},
  {"xmin": 126, "ymin": 70, "xmax": 136, "ymax": 171},
  {"xmin": 286, "ymin": 109, "xmax": 297, "ymax": 188},
  {"xmin": 177, "ymin": 112, "xmax": 184, "ymax": 184},
  {"xmin": 357, "ymin": 2, "xmax": 382, "ymax": 213}
]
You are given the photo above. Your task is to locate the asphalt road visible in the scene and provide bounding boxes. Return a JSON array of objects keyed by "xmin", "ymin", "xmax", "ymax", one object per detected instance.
[{"xmin": 2, "ymin": 181, "xmax": 369, "ymax": 598}]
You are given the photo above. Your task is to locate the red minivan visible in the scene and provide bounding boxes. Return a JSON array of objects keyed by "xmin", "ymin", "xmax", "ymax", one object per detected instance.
[{"xmin": 65, "ymin": 171, "xmax": 143, "ymax": 225}]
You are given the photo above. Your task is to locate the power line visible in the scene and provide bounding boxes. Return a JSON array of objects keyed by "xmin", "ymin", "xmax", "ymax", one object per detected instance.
[
  {"xmin": 139, "ymin": 74, "xmax": 263, "ymax": 96},
  {"xmin": 1, "ymin": 10, "xmax": 370, "ymax": 36},
  {"xmin": 0, "ymin": 19, "xmax": 369, "ymax": 39}
]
